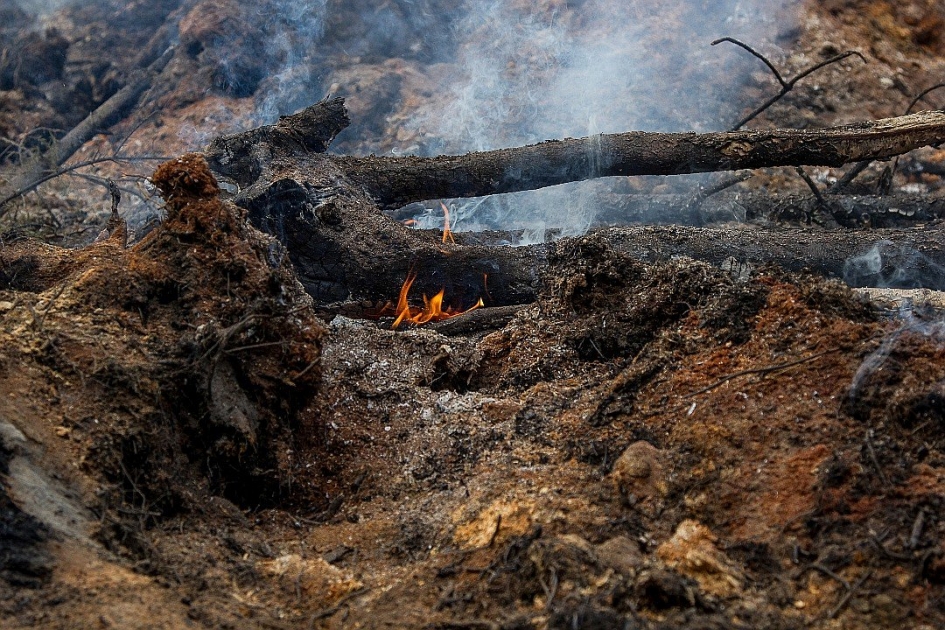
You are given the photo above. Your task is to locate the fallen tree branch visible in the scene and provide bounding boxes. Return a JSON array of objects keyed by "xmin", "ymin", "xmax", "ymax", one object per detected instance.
[
  {"xmin": 330, "ymin": 110, "xmax": 945, "ymax": 209},
  {"xmin": 589, "ymin": 190, "xmax": 945, "ymax": 227},
  {"xmin": 0, "ymin": 155, "xmax": 169, "ymax": 214},
  {"xmin": 829, "ymin": 82, "xmax": 945, "ymax": 194},
  {"xmin": 56, "ymin": 47, "xmax": 175, "ymax": 166},
  {"xmin": 205, "ymin": 98, "xmax": 945, "ymax": 211}
]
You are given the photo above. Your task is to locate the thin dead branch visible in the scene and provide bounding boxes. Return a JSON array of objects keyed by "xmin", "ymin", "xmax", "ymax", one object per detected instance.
[
  {"xmin": 827, "ymin": 570, "xmax": 872, "ymax": 620},
  {"xmin": 712, "ymin": 37, "xmax": 866, "ymax": 130},
  {"xmin": 865, "ymin": 429, "xmax": 891, "ymax": 487},
  {"xmin": 0, "ymin": 47, "xmax": 175, "ymax": 216},
  {"xmin": 794, "ymin": 166, "xmax": 844, "ymax": 228},
  {"xmin": 682, "ymin": 171, "xmax": 752, "ymax": 225},
  {"xmin": 0, "ymin": 154, "xmax": 171, "ymax": 219}
]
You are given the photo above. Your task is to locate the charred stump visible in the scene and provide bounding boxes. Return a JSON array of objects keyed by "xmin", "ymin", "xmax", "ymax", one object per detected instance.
[{"xmin": 205, "ymin": 97, "xmax": 543, "ymax": 308}]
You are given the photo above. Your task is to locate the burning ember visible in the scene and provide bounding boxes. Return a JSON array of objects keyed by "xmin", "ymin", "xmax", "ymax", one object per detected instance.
[{"xmin": 390, "ymin": 272, "xmax": 484, "ymax": 329}]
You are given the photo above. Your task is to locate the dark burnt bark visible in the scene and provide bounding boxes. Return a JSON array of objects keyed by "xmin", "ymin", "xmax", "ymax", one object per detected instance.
[
  {"xmin": 201, "ymin": 98, "xmax": 945, "ymax": 307},
  {"xmin": 235, "ymin": 167, "xmax": 544, "ymax": 306},
  {"xmin": 206, "ymin": 95, "xmax": 351, "ymax": 188},
  {"xmin": 333, "ymin": 111, "xmax": 945, "ymax": 209},
  {"xmin": 597, "ymin": 224, "xmax": 945, "ymax": 290},
  {"xmin": 589, "ymin": 191, "xmax": 945, "ymax": 227}
]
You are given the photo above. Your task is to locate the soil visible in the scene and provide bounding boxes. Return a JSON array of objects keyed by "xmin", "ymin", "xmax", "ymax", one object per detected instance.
[{"xmin": 1, "ymin": 1, "xmax": 945, "ymax": 629}]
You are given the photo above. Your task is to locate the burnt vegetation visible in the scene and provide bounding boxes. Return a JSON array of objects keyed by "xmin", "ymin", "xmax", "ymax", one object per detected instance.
[{"xmin": 1, "ymin": 1, "xmax": 945, "ymax": 629}]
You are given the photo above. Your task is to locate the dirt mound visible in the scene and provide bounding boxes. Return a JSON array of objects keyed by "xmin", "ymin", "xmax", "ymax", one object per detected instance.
[{"xmin": 0, "ymin": 153, "xmax": 325, "ymax": 522}]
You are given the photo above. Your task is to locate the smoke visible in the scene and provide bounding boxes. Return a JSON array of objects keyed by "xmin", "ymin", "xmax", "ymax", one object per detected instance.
[
  {"xmin": 180, "ymin": 0, "xmax": 801, "ymax": 233},
  {"xmin": 412, "ymin": 1, "xmax": 795, "ymax": 153},
  {"xmin": 844, "ymin": 241, "xmax": 945, "ymax": 291},
  {"xmin": 844, "ymin": 242, "xmax": 945, "ymax": 402},
  {"xmin": 26, "ymin": 1, "xmax": 801, "ymax": 240},
  {"xmin": 250, "ymin": 1, "xmax": 328, "ymax": 122},
  {"xmin": 231, "ymin": 1, "xmax": 799, "ymax": 151},
  {"xmin": 388, "ymin": 0, "xmax": 800, "ymax": 240},
  {"xmin": 848, "ymin": 302, "xmax": 945, "ymax": 404}
]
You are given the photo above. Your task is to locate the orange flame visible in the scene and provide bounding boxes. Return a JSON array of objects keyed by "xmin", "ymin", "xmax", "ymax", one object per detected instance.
[
  {"xmin": 391, "ymin": 272, "xmax": 484, "ymax": 329},
  {"xmin": 440, "ymin": 201, "xmax": 455, "ymax": 244}
]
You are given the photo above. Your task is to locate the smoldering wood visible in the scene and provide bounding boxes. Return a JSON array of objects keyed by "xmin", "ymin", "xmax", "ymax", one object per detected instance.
[
  {"xmin": 428, "ymin": 304, "xmax": 527, "ymax": 336},
  {"xmin": 206, "ymin": 98, "xmax": 945, "ymax": 209},
  {"xmin": 589, "ymin": 191, "xmax": 945, "ymax": 227},
  {"xmin": 391, "ymin": 190, "xmax": 945, "ymax": 228},
  {"xmin": 202, "ymin": 98, "xmax": 945, "ymax": 307},
  {"xmin": 314, "ymin": 225, "xmax": 945, "ymax": 316},
  {"xmin": 331, "ymin": 111, "xmax": 945, "ymax": 210},
  {"xmin": 205, "ymin": 96, "xmax": 352, "ymax": 185}
]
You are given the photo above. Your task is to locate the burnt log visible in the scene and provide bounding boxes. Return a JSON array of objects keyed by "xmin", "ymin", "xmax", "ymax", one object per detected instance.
[
  {"xmin": 334, "ymin": 110, "xmax": 945, "ymax": 210},
  {"xmin": 202, "ymin": 98, "xmax": 945, "ymax": 306},
  {"xmin": 589, "ymin": 191, "xmax": 945, "ymax": 227}
]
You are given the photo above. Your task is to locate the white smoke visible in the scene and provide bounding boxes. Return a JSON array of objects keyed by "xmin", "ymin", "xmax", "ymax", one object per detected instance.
[
  {"xmin": 844, "ymin": 241, "xmax": 945, "ymax": 290},
  {"xmin": 41, "ymin": 1, "xmax": 800, "ymax": 241},
  {"xmin": 396, "ymin": 0, "xmax": 800, "ymax": 241},
  {"xmin": 252, "ymin": 0, "xmax": 329, "ymax": 124},
  {"xmin": 848, "ymin": 303, "xmax": 945, "ymax": 402}
]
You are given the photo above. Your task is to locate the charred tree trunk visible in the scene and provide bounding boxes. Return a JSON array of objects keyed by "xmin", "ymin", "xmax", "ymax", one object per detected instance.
[{"xmin": 202, "ymin": 98, "xmax": 945, "ymax": 306}]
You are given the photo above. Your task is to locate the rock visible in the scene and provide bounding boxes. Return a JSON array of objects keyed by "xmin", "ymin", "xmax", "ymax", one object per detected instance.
[{"xmin": 452, "ymin": 496, "xmax": 537, "ymax": 549}]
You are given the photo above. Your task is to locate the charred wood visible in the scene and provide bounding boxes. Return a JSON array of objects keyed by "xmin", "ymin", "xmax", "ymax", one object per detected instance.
[
  {"xmin": 206, "ymin": 95, "xmax": 351, "ymax": 188},
  {"xmin": 597, "ymin": 225, "xmax": 945, "ymax": 290},
  {"xmin": 590, "ymin": 191, "xmax": 945, "ymax": 227},
  {"xmin": 333, "ymin": 111, "xmax": 945, "ymax": 209},
  {"xmin": 200, "ymin": 99, "xmax": 945, "ymax": 307},
  {"xmin": 205, "ymin": 98, "xmax": 945, "ymax": 209}
]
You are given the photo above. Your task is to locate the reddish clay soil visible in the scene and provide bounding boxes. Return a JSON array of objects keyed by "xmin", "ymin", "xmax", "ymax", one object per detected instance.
[{"xmin": 2, "ymin": 1, "xmax": 945, "ymax": 629}]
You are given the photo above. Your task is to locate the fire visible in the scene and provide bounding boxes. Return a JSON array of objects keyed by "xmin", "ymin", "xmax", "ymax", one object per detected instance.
[
  {"xmin": 440, "ymin": 201, "xmax": 455, "ymax": 244},
  {"xmin": 391, "ymin": 272, "xmax": 484, "ymax": 329}
]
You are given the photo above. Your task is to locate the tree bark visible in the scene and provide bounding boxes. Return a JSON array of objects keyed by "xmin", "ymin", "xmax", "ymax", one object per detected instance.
[{"xmin": 332, "ymin": 111, "xmax": 945, "ymax": 209}]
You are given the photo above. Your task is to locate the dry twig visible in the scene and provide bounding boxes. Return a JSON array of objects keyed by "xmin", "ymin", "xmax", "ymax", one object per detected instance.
[{"xmin": 712, "ymin": 37, "xmax": 866, "ymax": 130}]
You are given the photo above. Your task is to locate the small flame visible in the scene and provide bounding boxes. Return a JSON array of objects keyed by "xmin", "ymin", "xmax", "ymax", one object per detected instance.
[
  {"xmin": 391, "ymin": 271, "xmax": 484, "ymax": 329},
  {"xmin": 440, "ymin": 201, "xmax": 455, "ymax": 244}
]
